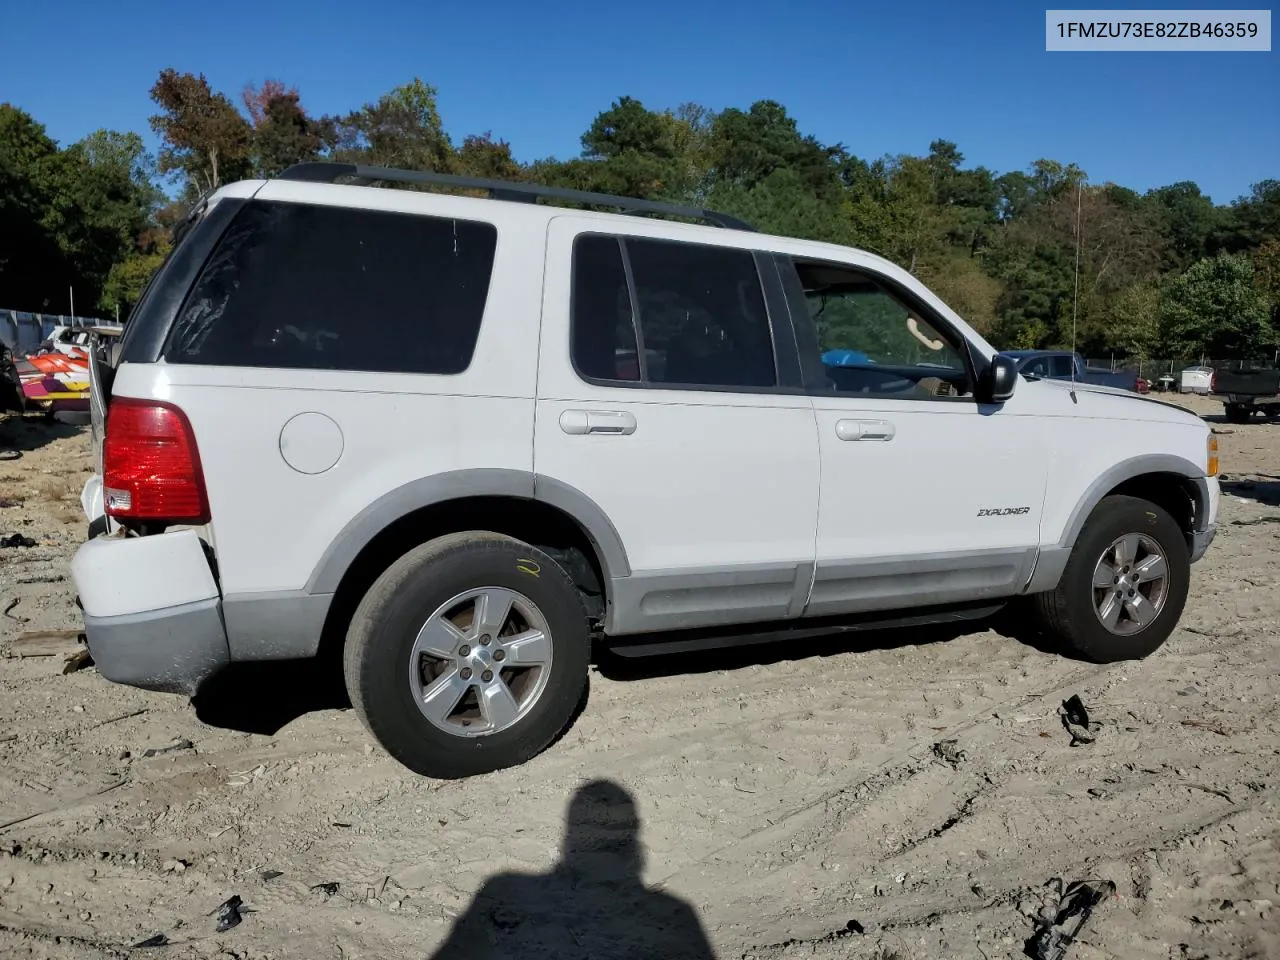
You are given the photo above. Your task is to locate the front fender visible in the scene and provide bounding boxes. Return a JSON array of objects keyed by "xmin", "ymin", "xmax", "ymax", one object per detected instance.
[
  {"xmin": 1025, "ymin": 454, "xmax": 1209, "ymax": 594},
  {"xmin": 1055, "ymin": 454, "xmax": 1206, "ymax": 549}
]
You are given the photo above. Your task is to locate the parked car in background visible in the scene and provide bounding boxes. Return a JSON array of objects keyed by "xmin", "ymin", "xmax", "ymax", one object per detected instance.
[
  {"xmin": 1180, "ymin": 366, "xmax": 1214, "ymax": 394},
  {"xmin": 1211, "ymin": 365, "xmax": 1280, "ymax": 423},
  {"xmin": 1000, "ymin": 350, "xmax": 1140, "ymax": 392}
]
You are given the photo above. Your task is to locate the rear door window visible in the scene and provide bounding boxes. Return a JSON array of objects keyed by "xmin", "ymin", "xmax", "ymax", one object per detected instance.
[
  {"xmin": 570, "ymin": 234, "xmax": 777, "ymax": 390},
  {"xmin": 165, "ymin": 200, "xmax": 498, "ymax": 374}
]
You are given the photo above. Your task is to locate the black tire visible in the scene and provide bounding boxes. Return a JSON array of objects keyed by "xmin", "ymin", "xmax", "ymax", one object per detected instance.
[
  {"xmin": 1224, "ymin": 403, "xmax": 1251, "ymax": 424},
  {"xmin": 343, "ymin": 531, "xmax": 590, "ymax": 779},
  {"xmin": 1033, "ymin": 495, "xmax": 1190, "ymax": 663}
]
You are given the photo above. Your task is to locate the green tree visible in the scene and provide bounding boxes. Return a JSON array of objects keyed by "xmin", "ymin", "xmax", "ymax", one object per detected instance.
[
  {"xmin": 0, "ymin": 106, "xmax": 159, "ymax": 313},
  {"xmin": 1251, "ymin": 238, "xmax": 1280, "ymax": 325},
  {"xmin": 62, "ymin": 131, "xmax": 163, "ymax": 312},
  {"xmin": 1145, "ymin": 181, "xmax": 1219, "ymax": 270},
  {"xmin": 1108, "ymin": 280, "xmax": 1163, "ymax": 366},
  {"xmin": 334, "ymin": 78, "xmax": 453, "ymax": 172},
  {"xmin": 149, "ymin": 69, "xmax": 253, "ymax": 196},
  {"xmin": 241, "ymin": 81, "xmax": 324, "ymax": 178},
  {"xmin": 455, "ymin": 132, "xmax": 522, "ymax": 180},
  {"xmin": 917, "ymin": 253, "xmax": 1002, "ymax": 335},
  {"xmin": 705, "ymin": 168, "xmax": 851, "ymax": 243},
  {"xmin": 1160, "ymin": 253, "xmax": 1274, "ymax": 362},
  {"xmin": 1217, "ymin": 179, "xmax": 1280, "ymax": 252},
  {"xmin": 0, "ymin": 104, "xmax": 73, "ymax": 310},
  {"xmin": 99, "ymin": 244, "xmax": 169, "ymax": 316},
  {"xmin": 582, "ymin": 96, "xmax": 675, "ymax": 160},
  {"xmin": 707, "ymin": 100, "xmax": 841, "ymax": 196}
]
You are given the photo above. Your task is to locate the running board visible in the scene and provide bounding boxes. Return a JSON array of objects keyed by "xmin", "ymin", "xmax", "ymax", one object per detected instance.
[{"xmin": 603, "ymin": 601, "xmax": 1006, "ymax": 658}]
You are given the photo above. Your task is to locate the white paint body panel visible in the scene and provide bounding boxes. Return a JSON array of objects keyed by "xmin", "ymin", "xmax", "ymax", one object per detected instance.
[
  {"xmin": 114, "ymin": 364, "xmax": 535, "ymax": 595},
  {"xmin": 812, "ymin": 391, "xmax": 1048, "ymax": 562},
  {"xmin": 533, "ymin": 215, "xmax": 820, "ymax": 575},
  {"xmin": 72, "ymin": 529, "xmax": 218, "ymax": 618},
  {"xmin": 1020, "ymin": 379, "xmax": 1220, "ymax": 543}
]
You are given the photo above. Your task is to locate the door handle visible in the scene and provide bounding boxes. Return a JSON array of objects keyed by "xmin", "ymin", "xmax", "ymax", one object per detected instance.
[
  {"xmin": 559, "ymin": 410, "xmax": 638, "ymax": 436},
  {"xmin": 835, "ymin": 419, "xmax": 895, "ymax": 441}
]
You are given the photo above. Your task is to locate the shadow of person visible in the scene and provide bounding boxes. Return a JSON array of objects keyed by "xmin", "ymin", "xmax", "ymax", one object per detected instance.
[{"xmin": 428, "ymin": 779, "xmax": 717, "ymax": 960}]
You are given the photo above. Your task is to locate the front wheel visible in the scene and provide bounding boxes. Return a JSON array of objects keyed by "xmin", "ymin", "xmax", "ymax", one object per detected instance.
[
  {"xmin": 343, "ymin": 532, "xmax": 590, "ymax": 779},
  {"xmin": 1033, "ymin": 495, "xmax": 1190, "ymax": 662}
]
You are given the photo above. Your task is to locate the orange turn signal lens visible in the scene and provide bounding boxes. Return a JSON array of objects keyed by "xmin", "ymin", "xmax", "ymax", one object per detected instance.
[{"xmin": 1207, "ymin": 434, "xmax": 1219, "ymax": 477}]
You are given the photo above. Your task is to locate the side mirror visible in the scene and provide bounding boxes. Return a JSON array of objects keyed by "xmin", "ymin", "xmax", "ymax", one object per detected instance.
[{"xmin": 982, "ymin": 354, "xmax": 1018, "ymax": 403}]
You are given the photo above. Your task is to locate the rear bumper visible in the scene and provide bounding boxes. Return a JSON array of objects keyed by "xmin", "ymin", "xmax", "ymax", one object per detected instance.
[
  {"xmin": 80, "ymin": 474, "xmax": 104, "ymax": 527},
  {"xmin": 83, "ymin": 600, "xmax": 229, "ymax": 695},
  {"xmin": 71, "ymin": 529, "xmax": 229, "ymax": 696},
  {"xmin": 1218, "ymin": 394, "xmax": 1280, "ymax": 406}
]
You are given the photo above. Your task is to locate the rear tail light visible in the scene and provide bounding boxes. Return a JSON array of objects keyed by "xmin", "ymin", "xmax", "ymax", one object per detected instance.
[
  {"xmin": 1209, "ymin": 372, "xmax": 1216, "ymax": 392},
  {"xmin": 103, "ymin": 397, "xmax": 210, "ymax": 524}
]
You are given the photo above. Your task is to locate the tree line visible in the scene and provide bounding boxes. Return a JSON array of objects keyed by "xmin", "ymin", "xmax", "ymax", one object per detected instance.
[{"xmin": 2, "ymin": 71, "xmax": 1277, "ymax": 366}]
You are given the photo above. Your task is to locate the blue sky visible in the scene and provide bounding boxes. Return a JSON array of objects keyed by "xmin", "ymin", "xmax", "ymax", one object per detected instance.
[{"xmin": 2, "ymin": 0, "xmax": 1275, "ymax": 203}]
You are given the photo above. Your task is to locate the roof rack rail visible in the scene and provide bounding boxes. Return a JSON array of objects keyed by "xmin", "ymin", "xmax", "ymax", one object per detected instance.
[{"xmin": 275, "ymin": 162, "xmax": 756, "ymax": 231}]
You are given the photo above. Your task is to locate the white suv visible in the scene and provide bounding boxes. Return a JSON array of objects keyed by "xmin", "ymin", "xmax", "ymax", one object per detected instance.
[{"xmin": 71, "ymin": 163, "xmax": 1220, "ymax": 779}]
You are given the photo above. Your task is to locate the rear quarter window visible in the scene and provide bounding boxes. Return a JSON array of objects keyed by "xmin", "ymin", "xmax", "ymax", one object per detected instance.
[{"xmin": 165, "ymin": 200, "xmax": 498, "ymax": 374}]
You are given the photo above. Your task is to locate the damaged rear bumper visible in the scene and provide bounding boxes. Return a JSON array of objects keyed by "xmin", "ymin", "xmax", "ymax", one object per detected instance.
[{"xmin": 70, "ymin": 529, "xmax": 229, "ymax": 696}]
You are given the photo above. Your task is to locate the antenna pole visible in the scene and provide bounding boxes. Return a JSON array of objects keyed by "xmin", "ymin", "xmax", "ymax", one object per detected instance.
[{"xmin": 1069, "ymin": 182, "xmax": 1082, "ymax": 403}]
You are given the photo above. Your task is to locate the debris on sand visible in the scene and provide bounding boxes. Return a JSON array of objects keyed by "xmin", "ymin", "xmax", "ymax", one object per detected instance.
[
  {"xmin": 62, "ymin": 647, "xmax": 92, "ymax": 674},
  {"xmin": 132, "ymin": 933, "xmax": 169, "ymax": 948},
  {"xmin": 1062, "ymin": 695, "xmax": 1090, "ymax": 728},
  {"xmin": 142, "ymin": 739, "xmax": 194, "ymax": 758},
  {"xmin": 0, "ymin": 533, "xmax": 36, "ymax": 548},
  {"xmin": 8, "ymin": 629, "xmax": 85, "ymax": 659},
  {"xmin": 1181, "ymin": 719, "xmax": 1232, "ymax": 737},
  {"xmin": 212, "ymin": 894, "xmax": 245, "ymax": 932},
  {"xmin": 931, "ymin": 739, "xmax": 966, "ymax": 768},
  {"xmin": 311, "ymin": 881, "xmax": 341, "ymax": 897},
  {"xmin": 1024, "ymin": 879, "xmax": 1115, "ymax": 960},
  {"xmin": 1060, "ymin": 695, "xmax": 1095, "ymax": 746}
]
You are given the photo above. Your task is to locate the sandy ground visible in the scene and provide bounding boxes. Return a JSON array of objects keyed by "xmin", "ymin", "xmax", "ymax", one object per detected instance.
[{"xmin": 0, "ymin": 394, "xmax": 1277, "ymax": 960}]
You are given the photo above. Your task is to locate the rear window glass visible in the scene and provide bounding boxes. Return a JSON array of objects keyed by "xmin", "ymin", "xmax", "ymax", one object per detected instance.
[{"xmin": 165, "ymin": 200, "xmax": 497, "ymax": 374}]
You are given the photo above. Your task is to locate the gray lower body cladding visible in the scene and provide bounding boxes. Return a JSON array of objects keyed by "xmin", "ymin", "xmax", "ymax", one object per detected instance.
[{"xmin": 83, "ymin": 599, "xmax": 231, "ymax": 696}]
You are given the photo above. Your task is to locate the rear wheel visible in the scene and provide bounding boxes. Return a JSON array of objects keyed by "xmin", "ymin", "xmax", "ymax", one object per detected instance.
[
  {"xmin": 1033, "ymin": 495, "xmax": 1189, "ymax": 662},
  {"xmin": 344, "ymin": 532, "xmax": 590, "ymax": 779},
  {"xmin": 1224, "ymin": 403, "xmax": 1251, "ymax": 424}
]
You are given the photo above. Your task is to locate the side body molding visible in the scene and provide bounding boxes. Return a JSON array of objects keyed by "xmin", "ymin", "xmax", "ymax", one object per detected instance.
[
  {"xmin": 1026, "ymin": 453, "xmax": 1209, "ymax": 594},
  {"xmin": 303, "ymin": 468, "xmax": 632, "ymax": 597}
]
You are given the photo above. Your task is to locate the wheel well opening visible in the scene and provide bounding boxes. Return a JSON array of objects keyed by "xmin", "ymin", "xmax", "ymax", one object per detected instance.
[
  {"xmin": 1107, "ymin": 472, "xmax": 1198, "ymax": 545},
  {"xmin": 315, "ymin": 497, "xmax": 608, "ymax": 664}
]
